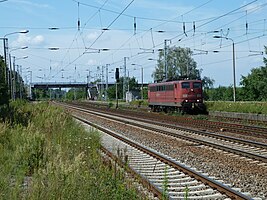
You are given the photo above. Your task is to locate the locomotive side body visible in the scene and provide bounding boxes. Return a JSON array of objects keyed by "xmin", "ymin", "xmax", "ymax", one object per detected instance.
[{"xmin": 148, "ymin": 80, "xmax": 205, "ymax": 113}]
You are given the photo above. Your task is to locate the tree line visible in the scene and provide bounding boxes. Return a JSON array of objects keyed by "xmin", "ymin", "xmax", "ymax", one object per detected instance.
[
  {"xmin": 1, "ymin": 46, "xmax": 267, "ymax": 104},
  {"xmin": 153, "ymin": 45, "xmax": 267, "ymax": 102}
]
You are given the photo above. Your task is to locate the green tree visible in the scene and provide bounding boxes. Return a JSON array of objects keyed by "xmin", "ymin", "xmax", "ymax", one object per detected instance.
[
  {"xmin": 32, "ymin": 88, "xmax": 49, "ymax": 100},
  {"xmin": 107, "ymin": 77, "xmax": 139, "ymax": 99},
  {"xmin": 152, "ymin": 46, "xmax": 214, "ymax": 88},
  {"xmin": 205, "ymin": 86, "xmax": 233, "ymax": 101},
  {"xmin": 66, "ymin": 88, "xmax": 86, "ymax": 100},
  {"xmin": 0, "ymin": 56, "xmax": 9, "ymax": 105},
  {"xmin": 240, "ymin": 47, "xmax": 267, "ymax": 101}
]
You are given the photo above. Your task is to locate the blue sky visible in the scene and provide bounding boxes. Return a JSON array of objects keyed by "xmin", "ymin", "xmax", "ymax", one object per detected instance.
[{"xmin": 0, "ymin": 0, "xmax": 267, "ymax": 87}]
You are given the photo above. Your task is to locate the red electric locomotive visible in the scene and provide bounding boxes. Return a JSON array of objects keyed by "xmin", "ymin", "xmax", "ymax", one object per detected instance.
[{"xmin": 148, "ymin": 80, "xmax": 205, "ymax": 113}]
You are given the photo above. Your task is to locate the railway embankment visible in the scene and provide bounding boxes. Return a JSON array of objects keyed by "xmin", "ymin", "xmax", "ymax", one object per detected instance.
[
  {"xmin": 209, "ymin": 111, "xmax": 267, "ymax": 122},
  {"xmin": 0, "ymin": 101, "xmax": 141, "ymax": 199}
]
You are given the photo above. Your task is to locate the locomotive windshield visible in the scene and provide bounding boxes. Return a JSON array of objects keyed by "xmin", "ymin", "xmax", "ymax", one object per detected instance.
[
  {"xmin": 193, "ymin": 82, "xmax": 201, "ymax": 88},
  {"xmin": 181, "ymin": 82, "xmax": 190, "ymax": 88}
]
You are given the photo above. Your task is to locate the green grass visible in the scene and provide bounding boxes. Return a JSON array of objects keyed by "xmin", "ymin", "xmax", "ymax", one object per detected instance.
[
  {"xmin": 206, "ymin": 101, "xmax": 267, "ymax": 114},
  {"xmin": 0, "ymin": 101, "xmax": 141, "ymax": 200},
  {"xmin": 129, "ymin": 100, "xmax": 148, "ymax": 107}
]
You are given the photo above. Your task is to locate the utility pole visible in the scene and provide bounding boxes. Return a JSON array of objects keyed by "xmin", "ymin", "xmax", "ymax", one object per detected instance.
[
  {"xmin": 3, "ymin": 38, "xmax": 8, "ymax": 83},
  {"xmin": 213, "ymin": 36, "xmax": 236, "ymax": 102},
  {"xmin": 116, "ymin": 81, "xmax": 118, "ymax": 108},
  {"xmin": 19, "ymin": 65, "xmax": 23, "ymax": 99},
  {"xmin": 232, "ymin": 42, "xmax": 236, "ymax": 102},
  {"xmin": 123, "ymin": 57, "xmax": 128, "ymax": 100},
  {"xmin": 12, "ymin": 56, "xmax": 16, "ymax": 100},
  {"xmin": 101, "ymin": 65, "xmax": 104, "ymax": 100},
  {"xmin": 8, "ymin": 53, "xmax": 12, "ymax": 98},
  {"xmin": 29, "ymin": 70, "xmax": 32, "ymax": 99},
  {"xmin": 105, "ymin": 64, "xmax": 109, "ymax": 101},
  {"xmin": 141, "ymin": 67, "xmax": 143, "ymax": 100},
  {"xmin": 127, "ymin": 70, "xmax": 130, "ymax": 92},
  {"xmin": 164, "ymin": 39, "xmax": 167, "ymax": 80},
  {"xmin": 115, "ymin": 67, "xmax": 119, "ymax": 108},
  {"xmin": 164, "ymin": 39, "xmax": 171, "ymax": 80},
  {"xmin": 89, "ymin": 71, "xmax": 91, "ymax": 83}
]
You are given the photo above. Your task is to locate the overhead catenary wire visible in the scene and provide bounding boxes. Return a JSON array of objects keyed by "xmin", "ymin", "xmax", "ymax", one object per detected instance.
[
  {"xmin": 92, "ymin": 0, "xmax": 219, "ymax": 72},
  {"xmin": 55, "ymin": 0, "xmax": 110, "ymax": 79},
  {"xmin": 15, "ymin": 0, "xmax": 266, "ymax": 84},
  {"xmin": 50, "ymin": 0, "xmax": 135, "ymax": 80},
  {"xmin": 96, "ymin": 0, "xmax": 261, "ymax": 72}
]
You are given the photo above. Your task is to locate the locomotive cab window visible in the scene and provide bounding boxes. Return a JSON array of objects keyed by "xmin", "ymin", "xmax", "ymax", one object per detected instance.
[
  {"xmin": 166, "ymin": 85, "xmax": 174, "ymax": 91},
  {"xmin": 193, "ymin": 82, "xmax": 201, "ymax": 88},
  {"xmin": 181, "ymin": 82, "xmax": 190, "ymax": 89},
  {"xmin": 149, "ymin": 86, "xmax": 156, "ymax": 92}
]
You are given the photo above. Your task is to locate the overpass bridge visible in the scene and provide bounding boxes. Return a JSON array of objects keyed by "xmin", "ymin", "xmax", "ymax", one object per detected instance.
[
  {"xmin": 30, "ymin": 82, "xmax": 98, "ymax": 100},
  {"xmin": 29, "ymin": 82, "xmax": 148, "ymax": 100},
  {"xmin": 31, "ymin": 82, "xmax": 93, "ymax": 89}
]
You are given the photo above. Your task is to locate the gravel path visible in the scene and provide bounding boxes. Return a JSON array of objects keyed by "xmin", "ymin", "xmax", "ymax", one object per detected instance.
[{"xmin": 72, "ymin": 110, "xmax": 267, "ymax": 199}]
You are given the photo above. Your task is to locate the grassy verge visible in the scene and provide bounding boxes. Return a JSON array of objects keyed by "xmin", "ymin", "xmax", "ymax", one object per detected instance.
[
  {"xmin": 206, "ymin": 101, "xmax": 267, "ymax": 114},
  {"xmin": 0, "ymin": 101, "xmax": 140, "ymax": 199}
]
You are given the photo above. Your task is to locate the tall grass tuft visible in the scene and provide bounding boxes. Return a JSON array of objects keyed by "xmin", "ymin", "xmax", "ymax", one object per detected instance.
[{"xmin": 0, "ymin": 101, "xmax": 140, "ymax": 199}]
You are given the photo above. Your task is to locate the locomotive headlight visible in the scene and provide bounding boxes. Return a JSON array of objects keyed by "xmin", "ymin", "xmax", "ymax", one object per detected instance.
[
  {"xmin": 197, "ymin": 99, "xmax": 200, "ymax": 102},
  {"xmin": 183, "ymin": 94, "xmax": 188, "ymax": 98}
]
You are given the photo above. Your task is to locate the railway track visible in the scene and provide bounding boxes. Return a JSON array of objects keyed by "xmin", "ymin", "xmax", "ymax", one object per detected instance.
[
  {"xmin": 169, "ymin": 116, "xmax": 267, "ymax": 137},
  {"xmin": 61, "ymin": 102, "xmax": 267, "ymax": 163},
  {"xmin": 73, "ymin": 101, "xmax": 267, "ymax": 138},
  {"xmin": 77, "ymin": 116, "xmax": 252, "ymax": 200}
]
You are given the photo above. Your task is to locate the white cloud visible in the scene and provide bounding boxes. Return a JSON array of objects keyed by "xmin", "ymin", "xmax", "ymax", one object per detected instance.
[
  {"xmin": 86, "ymin": 31, "xmax": 101, "ymax": 41},
  {"xmin": 87, "ymin": 59, "xmax": 97, "ymax": 65},
  {"xmin": 12, "ymin": 0, "xmax": 51, "ymax": 9},
  {"xmin": 12, "ymin": 34, "xmax": 45, "ymax": 47},
  {"xmin": 32, "ymin": 35, "xmax": 44, "ymax": 45}
]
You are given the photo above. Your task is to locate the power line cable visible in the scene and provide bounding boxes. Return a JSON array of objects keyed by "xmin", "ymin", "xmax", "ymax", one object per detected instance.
[{"xmin": 51, "ymin": 0, "xmax": 135, "ymax": 80}]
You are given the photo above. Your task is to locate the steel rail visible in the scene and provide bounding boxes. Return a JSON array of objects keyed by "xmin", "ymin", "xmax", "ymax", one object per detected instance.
[
  {"xmin": 63, "ymin": 103, "xmax": 267, "ymax": 163},
  {"xmin": 67, "ymin": 101, "xmax": 267, "ymax": 138},
  {"xmin": 174, "ymin": 117, "xmax": 267, "ymax": 136},
  {"xmin": 74, "ymin": 115, "xmax": 251, "ymax": 200},
  {"xmin": 100, "ymin": 146, "xmax": 163, "ymax": 199},
  {"xmin": 70, "ymin": 101, "xmax": 267, "ymax": 136}
]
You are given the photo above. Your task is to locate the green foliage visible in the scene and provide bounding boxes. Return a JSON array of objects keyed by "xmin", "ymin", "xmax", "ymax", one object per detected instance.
[
  {"xmin": 162, "ymin": 165, "xmax": 169, "ymax": 200},
  {"xmin": 129, "ymin": 100, "xmax": 148, "ymax": 107},
  {"xmin": 142, "ymin": 87, "xmax": 148, "ymax": 99},
  {"xmin": 206, "ymin": 101, "xmax": 267, "ymax": 114},
  {"xmin": 152, "ymin": 46, "xmax": 214, "ymax": 88},
  {"xmin": 108, "ymin": 101, "xmax": 114, "ymax": 108},
  {"xmin": 66, "ymin": 88, "xmax": 87, "ymax": 100},
  {"xmin": 204, "ymin": 86, "xmax": 233, "ymax": 101},
  {"xmin": 0, "ymin": 56, "xmax": 9, "ymax": 106},
  {"xmin": 32, "ymin": 88, "xmax": 50, "ymax": 100},
  {"xmin": 6, "ymin": 100, "xmax": 31, "ymax": 125},
  {"xmin": 240, "ymin": 46, "xmax": 267, "ymax": 101},
  {"xmin": 107, "ymin": 84, "xmax": 118, "ymax": 99},
  {"xmin": 107, "ymin": 77, "xmax": 139, "ymax": 99},
  {"xmin": 0, "ymin": 102, "xmax": 140, "ymax": 199},
  {"xmin": 184, "ymin": 186, "xmax": 189, "ymax": 200},
  {"xmin": 152, "ymin": 46, "xmax": 199, "ymax": 81}
]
